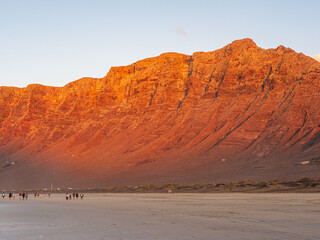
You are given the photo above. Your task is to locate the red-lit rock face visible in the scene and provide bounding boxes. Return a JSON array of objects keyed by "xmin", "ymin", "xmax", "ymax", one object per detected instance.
[{"xmin": 1, "ymin": 39, "xmax": 320, "ymax": 188}]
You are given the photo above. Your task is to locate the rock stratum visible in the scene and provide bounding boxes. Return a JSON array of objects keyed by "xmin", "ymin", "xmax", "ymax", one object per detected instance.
[{"xmin": 1, "ymin": 39, "xmax": 320, "ymax": 188}]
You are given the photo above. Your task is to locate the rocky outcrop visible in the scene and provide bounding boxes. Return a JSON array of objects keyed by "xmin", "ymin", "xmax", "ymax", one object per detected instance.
[{"xmin": 1, "ymin": 38, "xmax": 320, "ymax": 188}]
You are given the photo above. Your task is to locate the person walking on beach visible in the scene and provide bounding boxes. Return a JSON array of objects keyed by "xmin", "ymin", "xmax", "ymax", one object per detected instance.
[
  {"xmin": 80, "ymin": 192, "xmax": 84, "ymax": 200},
  {"xmin": 22, "ymin": 192, "xmax": 25, "ymax": 200},
  {"xmin": 2, "ymin": 193, "xmax": 5, "ymax": 199},
  {"xmin": 9, "ymin": 192, "xmax": 12, "ymax": 199},
  {"xmin": 73, "ymin": 192, "xmax": 75, "ymax": 200},
  {"xmin": 76, "ymin": 192, "xmax": 79, "ymax": 200},
  {"xmin": 66, "ymin": 193, "xmax": 69, "ymax": 200}
]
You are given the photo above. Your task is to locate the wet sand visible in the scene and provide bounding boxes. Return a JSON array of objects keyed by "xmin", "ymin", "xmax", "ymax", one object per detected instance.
[{"xmin": 0, "ymin": 193, "xmax": 319, "ymax": 240}]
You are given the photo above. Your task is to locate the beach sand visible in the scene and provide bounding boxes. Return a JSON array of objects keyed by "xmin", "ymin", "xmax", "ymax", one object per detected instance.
[{"xmin": 0, "ymin": 193, "xmax": 319, "ymax": 240}]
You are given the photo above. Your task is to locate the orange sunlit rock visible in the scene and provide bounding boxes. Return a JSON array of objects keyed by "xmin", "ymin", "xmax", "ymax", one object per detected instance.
[{"xmin": 1, "ymin": 38, "xmax": 320, "ymax": 188}]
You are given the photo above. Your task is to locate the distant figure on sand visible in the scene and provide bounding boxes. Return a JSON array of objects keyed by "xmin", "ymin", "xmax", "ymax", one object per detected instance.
[
  {"xmin": 2, "ymin": 193, "xmax": 5, "ymax": 199},
  {"xmin": 80, "ymin": 193, "xmax": 84, "ymax": 200},
  {"xmin": 66, "ymin": 193, "xmax": 69, "ymax": 200}
]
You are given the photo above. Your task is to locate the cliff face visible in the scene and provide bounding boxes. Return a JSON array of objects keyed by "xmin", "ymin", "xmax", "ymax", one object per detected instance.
[{"xmin": 1, "ymin": 39, "xmax": 320, "ymax": 188}]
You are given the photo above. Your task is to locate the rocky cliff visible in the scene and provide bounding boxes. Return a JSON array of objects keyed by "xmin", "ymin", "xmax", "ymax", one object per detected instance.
[{"xmin": 1, "ymin": 39, "xmax": 320, "ymax": 188}]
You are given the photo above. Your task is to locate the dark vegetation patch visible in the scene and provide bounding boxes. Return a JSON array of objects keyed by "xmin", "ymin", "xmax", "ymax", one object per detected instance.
[
  {"xmin": 310, "ymin": 156, "xmax": 320, "ymax": 164},
  {"xmin": 135, "ymin": 159, "xmax": 155, "ymax": 167},
  {"xmin": 26, "ymin": 178, "xmax": 320, "ymax": 193},
  {"xmin": 1, "ymin": 161, "xmax": 15, "ymax": 169}
]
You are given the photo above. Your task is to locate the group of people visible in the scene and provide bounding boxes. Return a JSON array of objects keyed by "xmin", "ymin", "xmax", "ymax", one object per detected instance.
[
  {"xmin": 2, "ymin": 191, "xmax": 85, "ymax": 200},
  {"xmin": 66, "ymin": 192, "xmax": 84, "ymax": 200},
  {"xmin": 19, "ymin": 192, "xmax": 28, "ymax": 200},
  {"xmin": 1, "ymin": 192, "xmax": 52, "ymax": 200},
  {"xmin": 2, "ymin": 192, "xmax": 16, "ymax": 199},
  {"xmin": 2, "ymin": 192, "xmax": 28, "ymax": 200},
  {"xmin": 33, "ymin": 192, "xmax": 51, "ymax": 198}
]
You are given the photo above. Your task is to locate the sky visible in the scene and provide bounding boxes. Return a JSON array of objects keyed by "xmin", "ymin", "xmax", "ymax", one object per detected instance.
[{"xmin": 0, "ymin": 0, "xmax": 319, "ymax": 87}]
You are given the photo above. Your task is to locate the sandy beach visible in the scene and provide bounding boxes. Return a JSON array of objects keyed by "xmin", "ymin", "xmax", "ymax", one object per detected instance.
[{"xmin": 0, "ymin": 193, "xmax": 319, "ymax": 240}]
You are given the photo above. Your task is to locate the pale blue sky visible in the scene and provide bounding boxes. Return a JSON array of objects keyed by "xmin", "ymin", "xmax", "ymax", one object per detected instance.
[{"xmin": 0, "ymin": 0, "xmax": 319, "ymax": 87}]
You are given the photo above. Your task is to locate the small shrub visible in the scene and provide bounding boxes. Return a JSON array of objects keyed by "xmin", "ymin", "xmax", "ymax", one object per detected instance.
[
  {"xmin": 244, "ymin": 180, "xmax": 256, "ymax": 186},
  {"xmin": 269, "ymin": 180, "xmax": 281, "ymax": 185},
  {"xmin": 238, "ymin": 180, "xmax": 246, "ymax": 187},
  {"xmin": 215, "ymin": 183, "xmax": 225, "ymax": 188},
  {"xmin": 161, "ymin": 183, "xmax": 181, "ymax": 189},
  {"xmin": 298, "ymin": 178, "xmax": 312, "ymax": 184},
  {"xmin": 110, "ymin": 186, "xmax": 118, "ymax": 191},
  {"xmin": 147, "ymin": 184, "xmax": 157, "ymax": 189},
  {"xmin": 190, "ymin": 184, "xmax": 201, "ymax": 190},
  {"xmin": 225, "ymin": 182, "xmax": 235, "ymax": 189},
  {"xmin": 259, "ymin": 181, "xmax": 269, "ymax": 188}
]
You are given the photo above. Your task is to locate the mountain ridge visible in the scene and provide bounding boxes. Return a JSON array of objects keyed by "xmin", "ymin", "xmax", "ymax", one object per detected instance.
[{"xmin": 1, "ymin": 38, "xmax": 320, "ymax": 188}]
